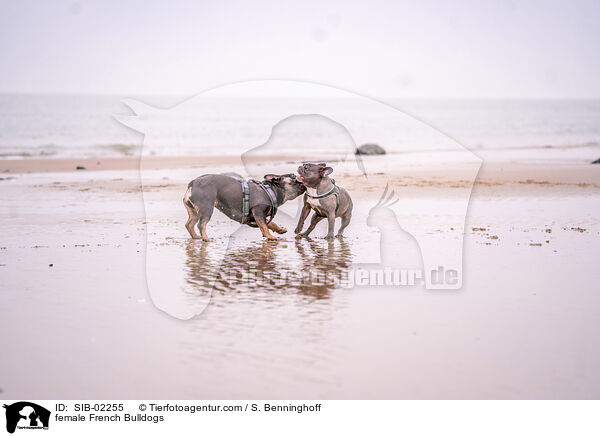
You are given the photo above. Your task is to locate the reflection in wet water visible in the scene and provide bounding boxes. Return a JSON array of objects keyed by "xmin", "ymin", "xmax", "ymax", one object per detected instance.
[
  {"xmin": 184, "ymin": 236, "xmax": 353, "ymax": 304},
  {"xmin": 184, "ymin": 239, "xmax": 217, "ymax": 298},
  {"xmin": 179, "ymin": 233, "xmax": 355, "ymax": 397}
]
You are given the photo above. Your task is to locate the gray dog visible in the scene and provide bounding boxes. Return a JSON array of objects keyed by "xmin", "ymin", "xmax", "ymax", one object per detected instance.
[
  {"xmin": 184, "ymin": 173, "xmax": 306, "ymax": 241},
  {"xmin": 295, "ymin": 163, "xmax": 353, "ymax": 239}
]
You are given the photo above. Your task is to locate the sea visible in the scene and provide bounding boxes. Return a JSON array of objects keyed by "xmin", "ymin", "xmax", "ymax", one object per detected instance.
[{"xmin": 0, "ymin": 93, "xmax": 598, "ymax": 162}]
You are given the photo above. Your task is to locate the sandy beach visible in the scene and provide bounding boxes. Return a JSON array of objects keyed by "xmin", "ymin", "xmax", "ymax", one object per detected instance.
[{"xmin": 1, "ymin": 153, "xmax": 599, "ymax": 399}]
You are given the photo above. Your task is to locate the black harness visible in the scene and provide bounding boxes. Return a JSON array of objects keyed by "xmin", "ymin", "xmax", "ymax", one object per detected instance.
[
  {"xmin": 305, "ymin": 179, "xmax": 340, "ymax": 212},
  {"xmin": 241, "ymin": 179, "xmax": 278, "ymax": 226}
]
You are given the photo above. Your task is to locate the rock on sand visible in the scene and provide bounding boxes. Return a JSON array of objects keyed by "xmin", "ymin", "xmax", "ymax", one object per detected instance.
[{"xmin": 355, "ymin": 143, "xmax": 386, "ymax": 155}]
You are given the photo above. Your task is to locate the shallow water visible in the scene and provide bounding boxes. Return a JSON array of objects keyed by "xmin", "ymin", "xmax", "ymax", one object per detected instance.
[{"xmin": 1, "ymin": 164, "xmax": 600, "ymax": 398}]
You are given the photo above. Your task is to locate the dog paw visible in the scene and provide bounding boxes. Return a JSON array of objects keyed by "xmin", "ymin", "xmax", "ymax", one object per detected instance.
[
  {"xmin": 324, "ymin": 234, "xmax": 334, "ymax": 240},
  {"xmin": 294, "ymin": 227, "xmax": 302, "ymax": 234},
  {"xmin": 275, "ymin": 227, "xmax": 287, "ymax": 234}
]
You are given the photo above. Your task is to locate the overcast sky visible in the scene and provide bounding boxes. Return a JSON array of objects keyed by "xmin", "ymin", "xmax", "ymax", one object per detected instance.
[{"xmin": 1, "ymin": 0, "xmax": 599, "ymax": 98}]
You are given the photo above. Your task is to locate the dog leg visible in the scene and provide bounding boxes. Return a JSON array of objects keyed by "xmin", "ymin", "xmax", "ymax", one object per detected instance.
[
  {"xmin": 257, "ymin": 222, "xmax": 278, "ymax": 240},
  {"xmin": 268, "ymin": 221, "xmax": 287, "ymax": 234},
  {"xmin": 253, "ymin": 211, "xmax": 278, "ymax": 240},
  {"xmin": 295, "ymin": 202, "xmax": 311, "ymax": 234},
  {"xmin": 196, "ymin": 203, "xmax": 214, "ymax": 242},
  {"xmin": 336, "ymin": 212, "xmax": 352, "ymax": 237},
  {"xmin": 184, "ymin": 200, "xmax": 201, "ymax": 239},
  {"xmin": 301, "ymin": 214, "xmax": 325, "ymax": 237},
  {"xmin": 199, "ymin": 220, "xmax": 211, "ymax": 242},
  {"xmin": 324, "ymin": 214, "xmax": 336, "ymax": 239},
  {"xmin": 185, "ymin": 217, "xmax": 201, "ymax": 239}
]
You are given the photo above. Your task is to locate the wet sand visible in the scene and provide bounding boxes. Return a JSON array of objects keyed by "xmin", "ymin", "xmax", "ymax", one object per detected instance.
[
  {"xmin": 1, "ymin": 155, "xmax": 599, "ymax": 398},
  {"xmin": 0, "ymin": 154, "xmax": 307, "ymax": 174}
]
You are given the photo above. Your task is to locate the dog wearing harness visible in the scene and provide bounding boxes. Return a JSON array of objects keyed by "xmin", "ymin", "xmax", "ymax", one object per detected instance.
[
  {"xmin": 295, "ymin": 163, "xmax": 353, "ymax": 239},
  {"xmin": 183, "ymin": 172, "xmax": 306, "ymax": 241},
  {"xmin": 240, "ymin": 178, "xmax": 279, "ymax": 226}
]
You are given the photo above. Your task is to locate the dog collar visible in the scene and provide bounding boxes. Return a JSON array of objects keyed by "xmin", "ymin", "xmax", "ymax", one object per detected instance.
[{"xmin": 305, "ymin": 180, "xmax": 337, "ymax": 199}]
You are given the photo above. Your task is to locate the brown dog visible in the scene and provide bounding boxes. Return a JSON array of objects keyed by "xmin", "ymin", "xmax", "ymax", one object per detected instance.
[{"xmin": 295, "ymin": 163, "xmax": 353, "ymax": 239}]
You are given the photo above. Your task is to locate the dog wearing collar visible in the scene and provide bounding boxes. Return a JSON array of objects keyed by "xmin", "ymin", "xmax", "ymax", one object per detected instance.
[
  {"xmin": 184, "ymin": 173, "xmax": 306, "ymax": 241},
  {"xmin": 295, "ymin": 163, "xmax": 353, "ymax": 239}
]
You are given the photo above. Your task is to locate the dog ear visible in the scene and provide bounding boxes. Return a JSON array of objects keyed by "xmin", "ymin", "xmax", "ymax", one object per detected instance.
[
  {"xmin": 319, "ymin": 166, "xmax": 333, "ymax": 176},
  {"xmin": 264, "ymin": 174, "xmax": 281, "ymax": 183}
]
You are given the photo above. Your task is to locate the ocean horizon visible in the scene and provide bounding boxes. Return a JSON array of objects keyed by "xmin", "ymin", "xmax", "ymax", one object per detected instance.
[{"xmin": 1, "ymin": 93, "xmax": 598, "ymax": 161}]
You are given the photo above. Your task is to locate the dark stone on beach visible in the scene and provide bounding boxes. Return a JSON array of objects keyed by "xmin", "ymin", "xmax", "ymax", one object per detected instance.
[
  {"xmin": 592, "ymin": 158, "xmax": 600, "ymax": 164},
  {"xmin": 76, "ymin": 165, "xmax": 86, "ymax": 170},
  {"xmin": 49, "ymin": 264, "xmax": 53, "ymax": 267},
  {"xmin": 355, "ymin": 143, "xmax": 386, "ymax": 155}
]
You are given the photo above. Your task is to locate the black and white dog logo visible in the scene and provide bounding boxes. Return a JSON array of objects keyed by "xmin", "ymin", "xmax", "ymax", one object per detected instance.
[{"xmin": 3, "ymin": 402, "xmax": 50, "ymax": 434}]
